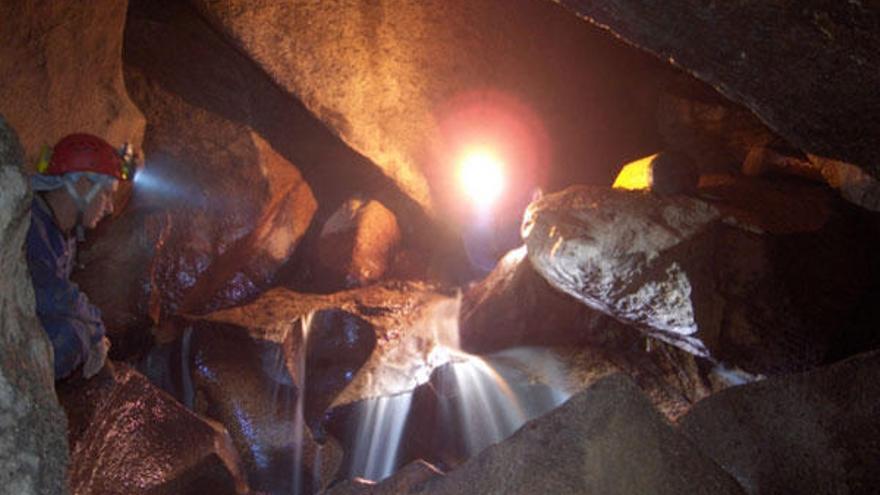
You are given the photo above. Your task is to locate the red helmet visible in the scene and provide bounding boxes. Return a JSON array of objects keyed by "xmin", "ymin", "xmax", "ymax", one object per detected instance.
[{"xmin": 42, "ymin": 133, "xmax": 130, "ymax": 180}]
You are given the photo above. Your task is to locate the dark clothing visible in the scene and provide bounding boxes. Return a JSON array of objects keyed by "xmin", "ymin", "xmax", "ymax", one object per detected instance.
[{"xmin": 26, "ymin": 197, "xmax": 105, "ymax": 379}]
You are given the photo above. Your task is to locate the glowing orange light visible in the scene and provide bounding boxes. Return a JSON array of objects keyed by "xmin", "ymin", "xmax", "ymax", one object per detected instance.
[
  {"xmin": 458, "ymin": 147, "xmax": 505, "ymax": 209},
  {"xmin": 613, "ymin": 153, "xmax": 657, "ymax": 191}
]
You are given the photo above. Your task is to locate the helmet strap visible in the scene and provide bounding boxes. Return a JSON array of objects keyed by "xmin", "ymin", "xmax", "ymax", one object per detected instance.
[{"xmin": 61, "ymin": 173, "xmax": 110, "ymax": 242}]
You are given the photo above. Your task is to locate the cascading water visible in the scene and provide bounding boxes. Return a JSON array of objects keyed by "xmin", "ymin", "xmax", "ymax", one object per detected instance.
[
  {"xmin": 341, "ymin": 294, "xmax": 574, "ymax": 482},
  {"xmin": 348, "ymin": 392, "xmax": 414, "ymax": 480},
  {"xmin": 440, "ymin": 348, "xmax": 571, "ymax": 457},
  {"xmin": 292, "ymin": 312, "xmax": 313, "ymax": 495}
]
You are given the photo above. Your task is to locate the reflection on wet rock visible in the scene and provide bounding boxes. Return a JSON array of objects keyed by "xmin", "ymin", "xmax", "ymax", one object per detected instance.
[
  {"xmin": 459, "ymin": 246, "xmax": 624, "ymax": 354},
  {"xmin": 57, "ymin": 364, "xmax": 248, "ymax": 495},
  {"xmin": 524, "ymin": 179, "xmax": 876, "ymax": 374},
  {"xmin": 317, "ymin": 198, "xmax": 402, "ymax": 288}
]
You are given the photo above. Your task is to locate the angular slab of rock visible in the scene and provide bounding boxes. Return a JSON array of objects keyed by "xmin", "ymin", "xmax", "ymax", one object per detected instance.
[
  {"xmin": 202, "ymin": 282, "xmax": 461, "ymax": 406},
  {"xmin": 0, "ymin": 117, "xmax": 69, "ymax": 495},
  {"xmin": 58, "ymin": 364, "xmax": 248, "ymax": 495},
  {"xmin": 554, "ymin": 0, "xmax": 880, "ymax": 178},
  {"xmin": 410, "ymin": 374, "xmax": 744, "ymax": 495},
  {"xmin": 318, "ymin": 198, "xmax": 402, "ymax": 288},
  {"xmin": 140, "ymin": 317, "xmax": 341, "ymax": 495},
  {"xmin": 679, "ymin": 350, "xmax": 880, "ymax": 495},
  {"xmin": 0, "ymin": 1, "xmax": 145, "ymax": 164},
  {"xmin": 459, "ymin": 246, "xmax": 617, "ymax": 354},
  {"xmin": 524, "ymin": 181, "xmax": 876, "ymax": 373},
  {"xmin": 190, "ymin": 0, "xmax": 685, "ymax": 214},
  {"xmin": 524, "ymin": 185, "xmax": 722, "ymax": 358}
]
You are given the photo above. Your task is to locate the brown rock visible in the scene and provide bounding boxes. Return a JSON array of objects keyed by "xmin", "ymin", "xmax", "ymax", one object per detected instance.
[
  {"xmin": 657, "ymin": 76, "xmax": 777, "ymax": 175},
  {"xmin": 58, "ymin": 363, "xmax": 248, "ymax": 495},
  {"xmin": 0, "ymin": 115, "xmax": 69, "ymax": 495},
  {"xmin": 416, "ymin": 374, "xmax": 745, "ymax": 495},
  {"xmin": 679, "ymin": 350, "xmax": 880, "ymax": 495},
  {"xmin": 189, "ymin": 0, "xmax": 683, "ymax": 216},
  {"xmin": 75, "ymin": 0, "xmax": 320, "ymax": 345},
  {"xmin": 0, "ymin": 1, "xmax": 145, "ymax": 167},
  {"xmin": 318, "ymin": 198, "xmax": 402, "ymax": 287},
  {"xmin": 140, "ymin": 318, "xmax": 340, "ymax": 495},
  {"xmin": 554, "ymin": 0, "xmax": 880, "ymax": 178},
  {"xmin": 459, "ymin": 246, "xmax": 623, "ymax": 354}
]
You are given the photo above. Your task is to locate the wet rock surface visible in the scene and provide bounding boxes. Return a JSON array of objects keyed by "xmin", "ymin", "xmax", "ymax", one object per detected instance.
[
  {"xmin": 0, "ymin": 116, "xmax": 69, "ymax": 495},
  {"xmin": 75, "ymin": 0, "xmax": 321, "ymax": 351},
  {"xmin": 140, "ymin": 319, "xmax": 340, "ymax": 495},
  {"xmin": 0, "ymin": 0, "xmax": 145, "ymax": 166},
  {"xmin": 459, "ymin": 246, "xmax": 614, "ymax": 354},
  {"xmin": 57, "ymin": 363, "xmax": 248, "ymax": 495},
  {"xmin": 414, "ymin": 374, "xmax": 744, "ymax": 495},
  {"xmin": 317, "ymin": 198, "xmax": 402, "ymax": 288},
  {"xmin": 524, "ymin": 178, "xmax": 877, "ymax": 374},
  {"xmin": 555, "ymin": 0, "xmax": 880, "ymax": 178},
  {"xmin": 139, "ymin": 282, "xmax": 455, "ymax": 493},
  {"xmin": 680, "ymin": 350, "xmax": 880, "ymax": 495}
]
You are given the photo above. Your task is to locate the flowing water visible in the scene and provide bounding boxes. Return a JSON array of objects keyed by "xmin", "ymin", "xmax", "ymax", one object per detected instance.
[{"xmin": 282, "ymin": 297, "xmax": 575, "ymax": 490}]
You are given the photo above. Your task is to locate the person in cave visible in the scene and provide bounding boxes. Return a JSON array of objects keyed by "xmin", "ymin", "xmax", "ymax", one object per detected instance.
[{"xmin": 26, "ymin": 133, "xmax": 135, "ymax": 380}]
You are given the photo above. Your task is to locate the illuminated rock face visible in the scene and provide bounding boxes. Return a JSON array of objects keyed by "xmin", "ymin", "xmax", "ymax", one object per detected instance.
[
  {"xmin": 73, "ymin": 0, "xmax": 319, "ymax": 353},
  {"xmin": 680, "ymin": 350, "xmax": 880, "ymax": 494},
  {"xmin": 524, "ymin": 178, "xmax": 877, "ymax": 374},
  {"xmin": 0, "ymin": 115, "xmax": 68, "ymax": 495},
  {"xmin": 0, "ymin": 0, "xmax": 145, "ymax": 166},
  {"xmin": 189, "ymin": 0, "xmax": 679, "ymax": 215},
  {"xmin": 58, "ymin": 364, "xmax": 248, "ymax": 495},
  {"xmin": 317, "ymin": 198, "xmax": 402, "ymax": 288},
  {"xmin": 554, "ymin": 0, "xmax": 880, "ymax": 179}
]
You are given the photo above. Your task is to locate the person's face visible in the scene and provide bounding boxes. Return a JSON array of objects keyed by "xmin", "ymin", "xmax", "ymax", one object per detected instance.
[{"xmin": 76, "ymin": 176, "xmax": 119, "ymax": 229}]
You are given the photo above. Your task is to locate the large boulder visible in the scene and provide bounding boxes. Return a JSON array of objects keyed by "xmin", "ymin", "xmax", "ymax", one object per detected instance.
[
  {"xmin": 139, "ymin": 318, "xmax": 340, "ymax": 495},
  {"xmin": 189, "ymin": 0, "xmax": 684, "ymax": 217},
  {"xmin": 0, "ymin": 1, "xmax": 145, "ymax": 166},
  {"xmin": 57, "ymin": 364, "xmax": 248, "ymax": 495},
  {"xmin": 0, "ymin": 116, "xmax": 69, "ymax": 494},
  {"xmin": 554, "ymin": 0, "xmax": 880, "ymax": 179},
  {"xmin": 399, "ymin": 374, "xmax": 745, "ymax": 494},
  {"xmin": 524, "ymin": 178, "xmax": 876, "ymax": 374},
  {"xmin": 679, "ymin": 350, "xmax": 880, "ymax": 495}
]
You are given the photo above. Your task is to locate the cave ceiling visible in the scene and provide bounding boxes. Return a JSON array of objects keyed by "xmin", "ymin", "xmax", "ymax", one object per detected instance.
[{"xmin": 554, "ymin": 0, "xmax": 880, "ymax": 179}]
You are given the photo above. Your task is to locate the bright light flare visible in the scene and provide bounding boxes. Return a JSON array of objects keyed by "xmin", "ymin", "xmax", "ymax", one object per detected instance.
[{"xmin": 458, "ymin": 148, "xmax": 506, "ymax": 209}]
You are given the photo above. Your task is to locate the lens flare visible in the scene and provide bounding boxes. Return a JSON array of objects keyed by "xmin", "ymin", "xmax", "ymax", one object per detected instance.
[{"xmin": 458, "ymin": 148, "xmax": 505, "ymax": 209}]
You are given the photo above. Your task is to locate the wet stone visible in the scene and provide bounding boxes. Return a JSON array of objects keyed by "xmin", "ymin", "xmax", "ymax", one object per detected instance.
[{"xmin": 58, "ymin": 363, "xmax": 248, "ymax": 495}]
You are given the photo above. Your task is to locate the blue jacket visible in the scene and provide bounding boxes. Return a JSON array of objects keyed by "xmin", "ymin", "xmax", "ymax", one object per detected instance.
[{"xmin": 26, "ymin": 197, "xmax": 105, "ymax": 379}]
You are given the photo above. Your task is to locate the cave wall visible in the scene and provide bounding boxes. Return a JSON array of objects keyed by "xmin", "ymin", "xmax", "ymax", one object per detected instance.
[
  {"xmin": 0, "ymin": 0, "xmax": 145, "ymax": 165},
  {"xmin": 190, "ymin": 0, "xmax": 682, "ymax": 219},
  {"xmin": 0, "ymin": 116, "xmax": 68, "ymax": 495},
  {"xmin": 554, "ymin": 0, "xmax": 880, "ymax": 179}
]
